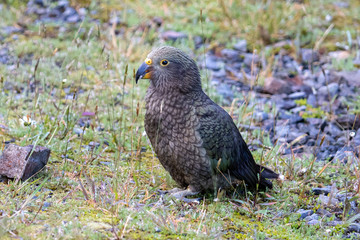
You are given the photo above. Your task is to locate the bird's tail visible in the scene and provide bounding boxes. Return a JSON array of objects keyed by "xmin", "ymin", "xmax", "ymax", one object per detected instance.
[{"xmin": 257, "ymin": 164, "xmax": 282, "ymax": 189}]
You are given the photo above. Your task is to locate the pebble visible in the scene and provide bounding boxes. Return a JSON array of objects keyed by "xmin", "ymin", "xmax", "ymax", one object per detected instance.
[
  {"xmin": 288, "ymin": 91, "xmax": 306, "ymax": 99},
  {"xmin": 318, "ymin": 194, "xmax": 340, "ymax": 207},
  {"xmin": 348, "ymin": 224, "xmax": 360, "ymax": 233},
  {"xmin": 304, "ymin": 214, "xmax": 319, "ymax": 221},
  {"xmin": 318, "ymin": 82, "xmax": 339, "ymax": 98},
  {"xmin": 326, "ymin": 220, "xmax": 343, "ymax": 226},
  {"xmin": 296, "ymin": 209, "xmax": 314, "ymax": 220},
  {"xmin": 307, "ymin": 220, "xmax": 320, "ymax": 225},
  {"xmin": 233, "ymin": 39, "xmax": 247, "ymax": 52}
]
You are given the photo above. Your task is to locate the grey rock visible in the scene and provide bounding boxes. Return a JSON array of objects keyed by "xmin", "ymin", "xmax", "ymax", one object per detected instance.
[
  {"xmin": 0, "ymin": 144, "xmax": 50, "ymax": 181},
  {"xmin": 296, "ymin": 209, "xmax": 314, "ymax": 220},
  {"xmin": 253, "ymin": 112, "xmax": 269, "ymax": 122},
  {"xmin": 242, "ymin": 53, "xmax": 259, "ymax": 67},
  {"xmin": 42, "ymin": 202, "xmax": 51, "ymax": 210},
  {"xmin": 89, "ymin": 141, "xmax": 100, "ymax": 148},
  {"xmin": 57, "ymin": 0, "xmax": 69, "ymax": 8},
  {"xmin": 288, "ymin": 131, "xmax": 307, "ymax": 144},
  {"xmin": 348, "ymin": 224, "xmax": 360, "ymax": 233},
  {"xmin": 304, "ymin": 214, "xmax": 319, "ymax": 222},
  {"xmin": 221, "ymin": 49, "xmax": 239, "ymax": 60},
  {"xmin": 264, "ymin": 77, "xmax": 292, "ymax": 95},
  {"xmin": 73, "ymin": 127, "xmax": 84, "ymax": 135},
  {"xmin": 318, "ymin": 194, "xmax": 340, "ymax": 206},
  {"xmin": 336, "ymin": 136, "xmax": 347, "ymax": 146},
  {"xmin": 275, "ymin": 125, "xmax": 290, "ymax": 138},
  {"xmin": 204, "ymin": 56, "xmax": 221, "ymax": 71},
  {"xmin": 307, "ymin": 220, "xmax": 320, "ymax": 225},
  {"xmin": 233, "ymin": 39, "xmax": 247, "ymax": 52},
  {"xmin": 290, "ymin": 105, "xmax": 306, "ymax": 114},
  {"xmin": 211, "ymin": 69, "xmax": 226, "ymax": 79},
  {"xmin": 318, "ymin": 82, "xmax": 339, "ymax": 98},
  {"xmin": 160, "ymin": 31, "xmax": 187, "ymax": 41},
  {"xmin": 337, "ymin": 114, "xmax": 360, "ymax": 130},
  {"xmin": 1, "ymin": 26, "xmax": 23, "ymax": 35},
  {"xmin": 325, "ymin": 123, "xmax": 342, "ymax": 138},
  {"xmin": 63, "ymin": 7, "xmax": 77, "ymax": 17},
  {"xmin": 333, "ymin": 146, "xmax": 357, "ymax": 163},
  {"xmin": 216, "ymin": 84, "xmax": 234, "ymax": 101},
  {"xmin": 316, "ymin": 208, "xmax": 332, "ymax": 217},
  {"xmin": 326, "ymin": 220, "xmax": 343, "ymax": 226},
  {"xmin": 306, "ymin": 118, "xmax": 322, "ymax": 126},
  {"xmin": 288, "ymin": 91, "xmax": 306, "ymax": 99},
  {"xmin": 336, "ymin": 70, "xmax": 360, "ymax": 87},
  {"xmin": 301, "ymin": 49, "xmax": 320, "ymax": 64},
  {"xmin": 307, "ymin": 94, "xmax": 317, "ymax": 107}
]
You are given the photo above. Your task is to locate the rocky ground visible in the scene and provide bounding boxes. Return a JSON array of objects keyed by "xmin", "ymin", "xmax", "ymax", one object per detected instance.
[{"xmin": 1, "ymin": 0, "xmax": 360, "ymax": 239}]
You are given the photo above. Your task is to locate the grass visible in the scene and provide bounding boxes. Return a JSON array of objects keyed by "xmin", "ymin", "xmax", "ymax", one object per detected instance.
[{"xmin": 0, "ymin": 0, "xmax": 360, "ymax": 239}]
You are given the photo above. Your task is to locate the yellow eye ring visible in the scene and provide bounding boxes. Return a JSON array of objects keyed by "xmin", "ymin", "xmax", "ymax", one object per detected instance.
[
  {"xmin": 145, "ymin": 58, "xmax": 152, "ymax": 65},
  {"xmin": 160, "ymin": 59, "xmax": 169, "ymax": 66}
]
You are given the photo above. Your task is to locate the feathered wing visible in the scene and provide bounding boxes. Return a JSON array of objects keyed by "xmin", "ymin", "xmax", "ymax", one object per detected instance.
[{"xmin": 196, "ymin": 95, "xmax": 278, "ymax": 189}]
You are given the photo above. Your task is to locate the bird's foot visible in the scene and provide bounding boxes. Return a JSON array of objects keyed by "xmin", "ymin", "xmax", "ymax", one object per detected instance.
[
  {"xmin": 169, "ymin": 188, "xmax": 201, "ymax": 203},
  {"xmin": 157, "ymin": 188, "xmax": 183, "ymax": 196},
  {"xmin": 158, "ymin": 188, "xmax": 201, "ymax": 203}
]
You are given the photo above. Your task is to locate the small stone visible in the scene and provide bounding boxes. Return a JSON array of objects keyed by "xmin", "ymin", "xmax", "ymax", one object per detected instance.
[
  {"xmin": 253, "ymin": 112, "xmax": 269, "ymax": 122},
  {"xmin": 316, "ymin": 208, "xmax": 332, "ymax": 217},
  {"xmin": 42, "ymin": 202, "xmax": 51, "ymax": 210},
  {"xmin": 290, "ymin": 105, "xmax": 306, "ymax": 114},
  {"xmin": 333, "ymin": 146, "xmax": 357, "ymax": 163},
  {"xmin": 296, "ymin": 209, "xmax": 314, "ymax": 220},
  {"xmin": 304, "ymin": 214, "xmax": 319, "ymax": 222},
  {"xmin": 301, "ymin": 48, "xmax": 320, "ymax": 64},
  {"xmin": 335, "ymin": 71, "xmax": 360, "ymax": 87},
  {"xmin": 73, "ymin": 127, "xmax": 84, "ymax": 135},
  {"xmin": 288, "ymin": 91, "xmax": 306, "ymax": 99},
  {"xmin": 307, "ymin": 220, "xmax": 320, "ymax": 225},
  {"xmin": 89, "ymin": 142, "xmax": 100, "ymax": 148},
  {"xmin": 275, "ymin": 125, "xmax": 290, "ymax": 138},
  {"xmin": 160, "ymin": 31, "xmax": 187, "ymax": 41},
  {"xmin": 318, "ymin": 194, "xmax": 340, "ymax": 207},
  {"xmin": 326, "ymin": 220, "xmax": 343, "ymax": 226},
  {"xmin": 216, "ymin": 84, "xmax": 233, "ymax": 102},
  {"xmin": 221, "ymin": 48, "xmax": 239, "ymax": 60},
  {"xmin": 66, "ymin": 14, "xmax": 80, "ymax": 23},
  {"xmin": 57, "ymin": 0, "xmax": 69, "ymax": 8},
  {"xmin": 242, "ymin": 53, "xmax": 259, "ymax": 67},
  {"xmin": 0, "ymin": 144, "xmax": 51, "ymax": 181},
  {"xmin": 348, "ymin": 224, "xmax": 360, "ymax": 233},
  {"xmin": 318, "ymin": 82, "xmax": 339, "ymax": 98},
  {"xmin": 307, "ymin": 94, "xmax": 317, "ymax": 107},
  {"xmin": 233, "ymin": 39, "xmax": 247, "ymax": 52},
  {"xmin": 204, "ymin": 56, "xmax": 221, "ymax": 71},
  {"xmin": 337, "ymin": 114, "xmax": 360, "ymax": 130},
  {"xmin": 263, "ymin": 77, "xmax": 292, "ymax": 94},
  {"xmin": 306, "ymin": 118, "xmax": 322, "ymax": 125}
]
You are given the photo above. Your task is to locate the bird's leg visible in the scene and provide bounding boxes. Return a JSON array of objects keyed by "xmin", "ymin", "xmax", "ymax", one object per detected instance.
[{"xmin": 169, "ymin": 187, "xmax": 200, "ymax": 203}]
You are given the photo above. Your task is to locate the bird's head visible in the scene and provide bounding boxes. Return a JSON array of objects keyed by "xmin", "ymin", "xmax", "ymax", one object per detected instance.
[{"xmin": 135, "ymin": 46, "xmax": 202, "ymax": 93}]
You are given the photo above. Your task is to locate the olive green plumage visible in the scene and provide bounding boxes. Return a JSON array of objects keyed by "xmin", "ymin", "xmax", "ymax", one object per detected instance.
[{"xmin": 136, "ymin": 46, "xmax": 278, "ymax": 196}]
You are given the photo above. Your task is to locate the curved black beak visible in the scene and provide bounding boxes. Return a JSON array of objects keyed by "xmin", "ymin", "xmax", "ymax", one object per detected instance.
[{"xmin": 135, "ymin": 62, "xmax": 152, "ymax": 84}]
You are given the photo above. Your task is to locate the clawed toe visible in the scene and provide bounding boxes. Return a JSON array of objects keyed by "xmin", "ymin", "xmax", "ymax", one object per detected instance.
[
  {"xmin": 170, "ymin": 189, "xmax": 200, "ymax": 203},
  {"xmin": 157, "ymin": 188, "xmax": 201, "ymax": 203}
]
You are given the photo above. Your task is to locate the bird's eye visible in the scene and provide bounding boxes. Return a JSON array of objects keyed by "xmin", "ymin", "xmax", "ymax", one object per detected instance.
[{"xmin": 160, "ymin": 59, "xmax": 169, "ymax": 66}]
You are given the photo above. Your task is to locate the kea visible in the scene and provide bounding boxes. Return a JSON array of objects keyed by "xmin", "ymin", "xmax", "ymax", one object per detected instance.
[{"xmin": 135, "ymin": 46, "xmax": 280, "ymax": 202}]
